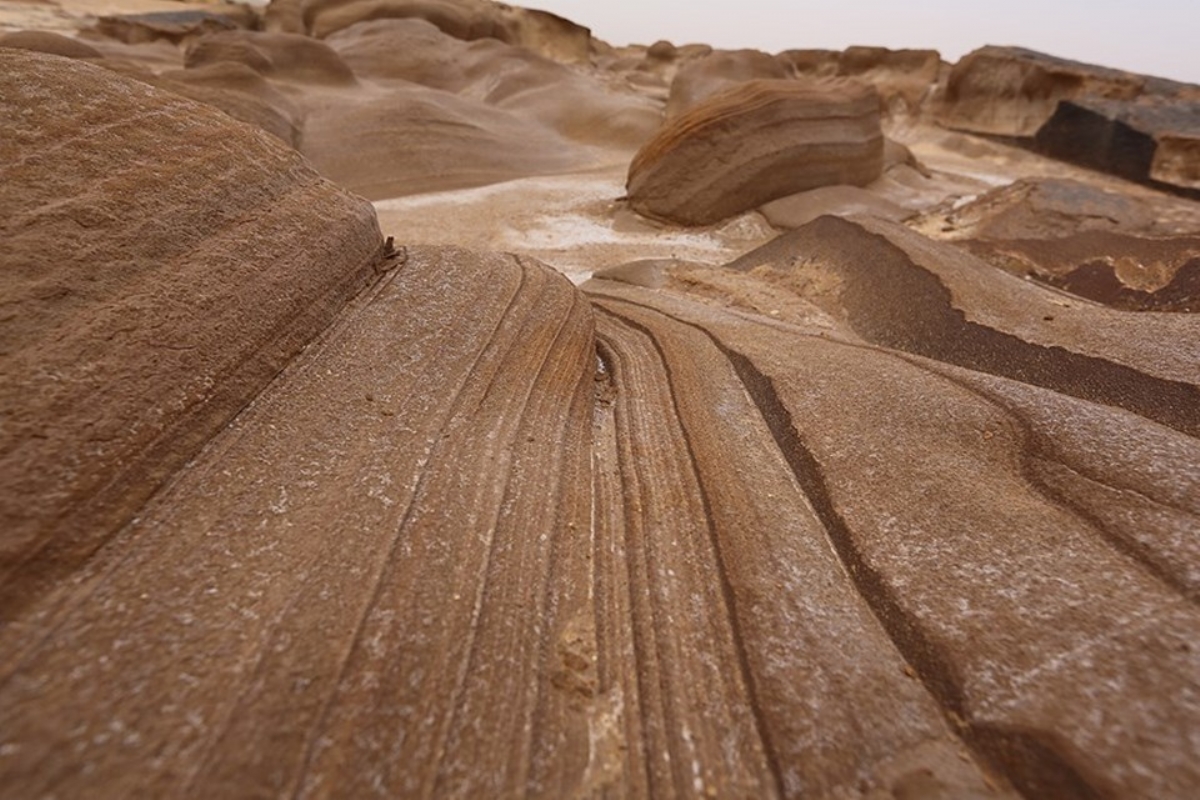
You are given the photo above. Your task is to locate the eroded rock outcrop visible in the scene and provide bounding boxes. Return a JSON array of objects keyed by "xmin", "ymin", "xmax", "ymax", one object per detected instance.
[
  {"xmin": 325, "ymin": 18, "xmax": 661, "ymax": 150},
  {"xmin": 183, "ymin": 29, "xmax": 358, "ymax": 85},
  {"xmin": 264, "ymin": 0, "xmax": 592, "ymax": 62},
  {"xmin": 0, "ymin": 50, "xmax": 383, "ymax": 623},
  {"xmin": 937, "ymin": 46, "xmax": 1200, "ymax": 193},
  {"xmin": 0, "ymin": 29, "xmax": 103, "ymax": 59},
  {"xmin": 780, "ymin": 45, "xmax": 941, "ymax": 116},
  {"xmin": 627, "ymin": 79, "xmax": 884, "ymax": 225},
  {"xmin": 664, "ymin": 48, "xmax": 789, "ymax": 118}
]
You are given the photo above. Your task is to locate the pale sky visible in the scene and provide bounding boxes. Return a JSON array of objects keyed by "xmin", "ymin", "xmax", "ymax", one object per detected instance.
[{"xmin": 528, "ymin": 0, "xmax": 1200, "ymax": 84}]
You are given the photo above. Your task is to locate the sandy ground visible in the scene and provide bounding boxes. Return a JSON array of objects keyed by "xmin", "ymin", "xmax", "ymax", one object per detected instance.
[{"xmin": 374, "ymin": 164, "xmax": 782, "ymax": 283}]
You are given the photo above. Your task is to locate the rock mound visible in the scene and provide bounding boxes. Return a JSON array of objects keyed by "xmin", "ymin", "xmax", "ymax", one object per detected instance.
[
  {"xmin": 664, "ymin": 48, "xmax": 788, "ymax": 118},
  {"xmin": 0, "ymin": 30, "xmax": 103, "ymax": 59},
  {"xmin": 780, "ymin": 46, "xmax": 941, "ymax": 115},
  {"xmin": 326, "ymin": 18, "xmax": 661, "ymax": 149},
  {"xmin": 184, "ymin": 30, "xmax": 357, "ymax": 85},
  {"xmin": 0, "ymin": 50, "xmax": 384, "ymax": 613},
  {"xmin": 627, "ymin": 79, "xmax": 884, "ymax": 225},
  {"xmin": 265, "ymin": 0, "xmax": 591, "ymax": 62}
]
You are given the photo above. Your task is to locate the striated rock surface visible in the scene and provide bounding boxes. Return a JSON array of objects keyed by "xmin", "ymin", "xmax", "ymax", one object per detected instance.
[
  {"xmin": 781, "ymin": 45, "xmax": 942, "ymax": 116},
  {"xmin": 183, "ymin": 29, "xmax": 358, "ymax": 85},
  {"xmin": 2, "ymin": 2, "xmax": 1199, "ymax": 798},
  {"xmin": 325, "ymin": 18, "xmax": 661, "ymax": 150},
  {"xmin": 937, "ymin": 46, "xmax": 1200, "ymax": 193},
  {"xmin": 0, "ymin": 28, "xmax": 102, "ymax": 58},
  {"xmin": 664, "ymin": 47, "xmax": 789, "ymax": 118},
  {"xmin": 265, "ymin": 0, "xmax": 592, "ymax": 62},
  {"xmin": 90, "ymin": 8, "xmax": 253, "ymax": 45},
  {"xmin": 628, "ymin": 79, "xmax": 884, "ymax": 225},
  {"xmin": 0, "ymin": 49, "xmax": 383, "ymax": 627}
]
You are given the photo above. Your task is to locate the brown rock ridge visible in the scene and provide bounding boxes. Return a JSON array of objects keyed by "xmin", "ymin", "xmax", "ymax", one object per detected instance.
[
  {"xmin": 912, "ymin": 178, "xmax": 1200, "ymax": 310},
  {"xmin": 779, "ymin": 45, "xmax": 942, "ymax": 116},
  {"xmin": 0, "ymin": 49, "xmax": 383, "ymax": 628},
  {"xmin": 627, "ymin": 79, "xmax": 885, "ymax": 225},
  {"xmin": 264, "ymin": 0, "xmax": 593, "ymax": 62}
]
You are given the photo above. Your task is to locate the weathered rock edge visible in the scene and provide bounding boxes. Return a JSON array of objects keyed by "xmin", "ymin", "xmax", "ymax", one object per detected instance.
[{"xmin": 0, "ymin": 50, "xmax": 386, "ymax": 620}]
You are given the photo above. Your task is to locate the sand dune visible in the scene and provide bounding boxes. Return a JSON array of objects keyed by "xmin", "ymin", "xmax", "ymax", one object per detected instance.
[{"xmin": 2, "ymin": 1, "xmax": 1199, "ymax": 797}]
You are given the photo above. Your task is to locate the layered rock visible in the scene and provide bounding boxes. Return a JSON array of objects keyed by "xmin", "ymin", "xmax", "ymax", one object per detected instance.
[
  {"xmin": 90, "ymin": 8, "xmax": 255, "ymax": 45},
  {"xmin": 627, "ymin": 79, "xmax": 884, "ymax": 225},
  {"xmin": 0, "ymin": 29, "xmax": 103, "ymax": 59},
  {"xmin": 937, "ymin": 46, "xmax": 1200, "ymax": 193},
  {"xmin": 264, "ymin": 0, "xmax": 592, "ymax": 62},
  {"xmin": 325, "ymin": 18, "xmax": 661, "ymax": 149},
  {"xmin": 183, "ymin": 29, "xmax": 358, "ymax": 85},
  {"xmin": 0, "ymin": 50, "xmax": 384, "ymax": 622},
  {"xmin": 664, "ymin": 48, "xmax": 789, "ymax": 118},
  {"xmin": 780, "ymin": 45, "xmax": 941, "ymax": 115}
]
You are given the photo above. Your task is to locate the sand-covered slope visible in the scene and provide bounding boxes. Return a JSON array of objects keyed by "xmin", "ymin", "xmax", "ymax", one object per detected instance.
[{"xmin": 1, "ymin": 1, "xmax": 1199, "ymax": 798}]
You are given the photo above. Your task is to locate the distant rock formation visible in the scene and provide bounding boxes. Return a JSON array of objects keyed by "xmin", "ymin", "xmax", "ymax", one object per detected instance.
[
  {"xmin": 627, "ymin": 79, "xmax": 884, "ymax": 225},
  {"xmin": 0, "ymin": 29, "xmax": 103, "ymax": 59},
  {"xmin": 779, "ymin": 45, "xmax": 942, "ymax": 116},
  {"xmin": 264, "ymin": 0, "xmax": 592, "ymax": 62},
  {"xmin": 184, "ymin": 30, "xmax": 358, "ymax": 85},
  {"xmin": 665, "ymin": 48, "xmax": 789, "ymax": 118},
  {"xmin": 937, "ymin": 46, "xmax": 1200, "ymax": 193}
]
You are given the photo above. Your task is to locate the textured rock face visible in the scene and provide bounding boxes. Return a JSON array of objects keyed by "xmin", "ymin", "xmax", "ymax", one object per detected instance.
[
  {"xmin": 325, "ymin": 18, "xmax": 662, "ymax": 150},
  {"xmin": 0, "ymin": 49, "xmax": 383, "ymax": 621},
  {"xmin": 910, "ymin": 178, "xmax": 1200, "ymax": 310},
  {"xmin": 937, "ymin": 46, "xmax": 1200, "ymax": 193},
  {"xmin": 264, "ymin": 0, "xmax": 592, "ymax": 62},
  {"xmin": 664, "ymin": 48, "xmax": 789, "ymax": 118},
  {"xmin": 91, "ymin": 9, "xmax": 253, "ymax": 45},
  {"xmin": 0, "ymin": 29, "xmax": 103, "ymax": 58},
  {"xmin": 183, "ymin": 30, "xmax": 358, "ymax": 85},
  {"xmin": 2, "ymin": 3, "xmax": 1200, "ymax": 798},
  {"xmin": 628, "ymin": 79, "xmax": 884, "ymax": 225},
  {"xmin": 780, "ymin": 46, "xmax": 942, "ymax": 115}
]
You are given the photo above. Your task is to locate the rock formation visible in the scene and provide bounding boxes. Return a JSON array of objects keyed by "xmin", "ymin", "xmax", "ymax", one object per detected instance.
[
  {"xmin": 264, "ymin": 0, "xmax": 592, "ymax": 62},
  {"xmin": 938, "ymin": 46, "xmax": 1200, "ymax": 193},
  {"xmin": 627, "ymin": 79, "xmax": 885, "ymax": 225},
  {"xmin": 0, "ymin": 49, "xmax": 383, "ymax": 631},
  {"xmin": 1, "ymin": 2, "xmax": 1199, "ymax": 798}
]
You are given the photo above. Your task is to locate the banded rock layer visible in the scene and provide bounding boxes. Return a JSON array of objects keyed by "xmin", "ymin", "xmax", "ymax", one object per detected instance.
[
  {"xmin": 938, "ymin": 46, "xmax": 1200, "ymax": 193},
  {"xmin": 0, "ymin": 50, "xmax": 384, "ymax": 629},
  {"xmin": 627, "ymin": 79, "xmax": 885, "ymax": 225},
  {"xmin": 1, "ymin": 2, "xmax": 1199, "ymax": 799}
]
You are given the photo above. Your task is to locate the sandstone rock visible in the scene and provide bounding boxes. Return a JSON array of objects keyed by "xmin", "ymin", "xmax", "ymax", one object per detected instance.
[
  {"xmin": 937, "ymin": 46, "xmax": 1200, "ymax": 193},
  {"xmin": 1034, "ymin": 97, "xmax": 1200, "ymax": 192},
  {"xmin": 325, "ymin": 18, "xmax": 661, "ymax": 150},
  {"xmin": 0, "ymin": 29, "xmax": 103, "ymax": 59},
  {"xmin": 963, "ymin": 232, "xmax": 1200, "ymax": 312},
  {"xmin": 760, "ymin": 185, "xmax": 911, "ymax": 229},
  {"xmin": 836, "ymin": 46, "xmax": 941, "ymax": 115},
  {"xmin": 627, "ymin": 79, "xmax": 884, "ymax": 226},
  {"xmin": 778, "ymin": 47, "xmax": 941, "ymax": 116},
  {"xmin": 915, "ymin": 177, "xmax": 1200, "ymax": 241},
  {"xmin": 297, "ymin": 81, "xmax": 590, "ymax": 199},
  {"xmin": 664, "ymin": 48, "xmax": 789, "ymax": 118},
  {"xmin": 90, "ymin": 9, "xmax": 253, "ymax": 45},
  {"xmin": 0, "ymin": 49, "xmax": 383, "ymax": 617},
  {"xmin": 158, "ymin": 62, "xmax": 304, "ymax": 145},
  {"xmin": 184, "ymin": 29, "xmax": 357, "ymax": 85},
  {"xmin": 265, "ymin": 0, "xmax": 592, "ymax": 62}
]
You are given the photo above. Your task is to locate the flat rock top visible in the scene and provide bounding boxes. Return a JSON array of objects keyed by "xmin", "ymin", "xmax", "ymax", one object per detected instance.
[{"xmin": 2, "ymin": 3, "xmax": 1199, "ymax": 798}]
